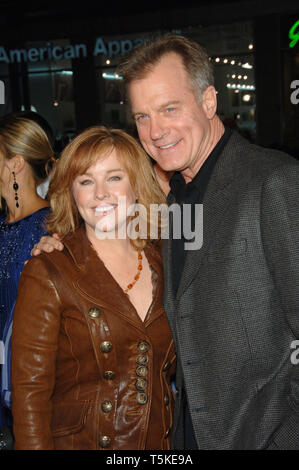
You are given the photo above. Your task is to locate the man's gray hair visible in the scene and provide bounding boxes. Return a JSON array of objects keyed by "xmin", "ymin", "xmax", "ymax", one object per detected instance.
[{"xmin": 117, "ymin": 34, "xmax": 214, "ymax": 104}]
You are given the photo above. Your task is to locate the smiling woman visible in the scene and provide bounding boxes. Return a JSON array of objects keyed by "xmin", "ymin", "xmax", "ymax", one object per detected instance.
[
  {"xmin": 11, "ymin": 126, "xmax": 176, "ymax": 450},
  {"xmin": 72, "ymin": 151, "xmax": 137, "ymax": 239},
  {"xmin": 47, "ymin": 126, "xmax": 164, "ymax": 247}
]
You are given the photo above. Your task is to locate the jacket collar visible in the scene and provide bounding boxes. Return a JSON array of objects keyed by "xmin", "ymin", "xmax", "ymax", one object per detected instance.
[{"xmin": 63, "ymin": 226, "xmax": 164, "ymax": 328}]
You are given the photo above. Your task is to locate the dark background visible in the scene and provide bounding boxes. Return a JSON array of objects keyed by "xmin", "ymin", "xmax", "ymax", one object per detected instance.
[{"xmin": 0, "ymin": 0, "xmax": 299, "ymax": 158}]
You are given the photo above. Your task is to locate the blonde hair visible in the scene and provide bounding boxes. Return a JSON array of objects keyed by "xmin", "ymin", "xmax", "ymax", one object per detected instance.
[
  {"xmin": 47, "ymin": 126, "xmax": 166, "ymax": 250},
  {"xmin": 0, "ymin": 116, "xmax": 54, "ymax": 207}
]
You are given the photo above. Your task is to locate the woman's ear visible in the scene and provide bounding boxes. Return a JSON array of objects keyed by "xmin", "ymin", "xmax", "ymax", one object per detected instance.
[{"xmin": 10, "ymin": 154, "xmax": 25, "ymax": 175}]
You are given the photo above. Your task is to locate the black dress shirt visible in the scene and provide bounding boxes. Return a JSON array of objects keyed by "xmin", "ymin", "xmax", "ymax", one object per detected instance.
[
  {"xmin": 169, "ymin": 127, "xmax": 232, "ymax": 294},
  {"xmin": 168, "ymin": 127, "xmax": 232, "ymax": 449}
]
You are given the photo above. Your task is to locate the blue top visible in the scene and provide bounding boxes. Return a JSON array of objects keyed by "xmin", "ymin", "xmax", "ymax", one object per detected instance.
[{"xmin": 0, "ymin": 206, "xmax": 50, "ymax": 427}]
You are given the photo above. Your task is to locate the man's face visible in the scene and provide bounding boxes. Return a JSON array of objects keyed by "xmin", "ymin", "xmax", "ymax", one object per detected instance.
[{"xmin": 129, "ymin": 52, "xmax": 214, "ymax": 176}]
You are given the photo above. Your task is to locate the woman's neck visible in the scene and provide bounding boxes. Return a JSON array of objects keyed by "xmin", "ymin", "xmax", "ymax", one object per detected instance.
[
  {"xmin": 6, "ymin": 192, "xmax": 49, "ymax": 223},
  {"xmin": 85, "ymin": 224, "xmax": 137, "ymax": 259}
]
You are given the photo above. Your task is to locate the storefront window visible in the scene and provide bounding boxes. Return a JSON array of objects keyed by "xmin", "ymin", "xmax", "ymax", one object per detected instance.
[
  {"xmin": 0, "ymin": 22, "xmax": 255, "ymax": 145},
  {"xmin": 97, "ymin": 67, "xmax": 125, "ymax": 127},
  {"xmin": 28, "ymin": 69, "xmax": 75, "ymax": 143},
  {"xmin": 94, "ymin": 30, "xmax": 181, "ymax": 133},
  {"xmin": 180, "ymin": 22, "xmax": 256, "ymax": 140},
  {"xmin": 26, "ymin": 39, "xmax": 76, "ymax": 150},
  {"xmin": 0, "ymin": 39, "xmax": 76, "ymax": 150}
]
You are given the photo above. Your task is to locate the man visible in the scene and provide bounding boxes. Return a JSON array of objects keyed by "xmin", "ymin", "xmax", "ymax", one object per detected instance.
[{"xmin": 33, "ymin": 35, "xmax": 299, "ymax": 449}]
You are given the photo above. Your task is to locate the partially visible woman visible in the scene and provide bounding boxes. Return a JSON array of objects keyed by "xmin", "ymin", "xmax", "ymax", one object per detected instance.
[
  {"xmin": 0, "ymin": 115, "xmax": 53, "ymax": 434},
  {"xmin": 11, "ymin": 126, "xmax": 176, "ymax": 450}
]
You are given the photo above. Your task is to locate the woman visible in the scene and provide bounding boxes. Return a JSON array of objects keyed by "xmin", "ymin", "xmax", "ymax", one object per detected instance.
[
  {"xmin": 0, "ymin": 115, "xmax": 53, "ymax": 434},
  {"xmin": 11, "ymin": 126, "xmax": 176, "ymax": 450}
]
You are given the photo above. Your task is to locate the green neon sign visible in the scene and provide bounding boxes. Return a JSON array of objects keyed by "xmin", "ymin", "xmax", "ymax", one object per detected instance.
[{"xmin": 289, "ymin": 20, "xmax": 299, "ymax": 48}]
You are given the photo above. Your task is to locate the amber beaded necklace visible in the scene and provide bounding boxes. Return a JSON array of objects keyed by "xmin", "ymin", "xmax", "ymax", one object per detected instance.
[{"xmin": 124, "ymin": 251, "xmax": 143, "ymax": 295}]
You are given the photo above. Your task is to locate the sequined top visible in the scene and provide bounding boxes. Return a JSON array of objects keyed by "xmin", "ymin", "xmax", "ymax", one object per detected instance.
[{"xmin": 0, "ymin": 206, "xmax": 50, "ymax": 427}]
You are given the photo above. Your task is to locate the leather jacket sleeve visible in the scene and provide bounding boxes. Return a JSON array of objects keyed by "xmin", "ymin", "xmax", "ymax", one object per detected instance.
[
  {"xmin": 11, "ymin": 233, "xmax": 175, "ymax": 451},
  {"xmin": 12, "ymin": 256, "xmax": 62, "ymax": 450}
]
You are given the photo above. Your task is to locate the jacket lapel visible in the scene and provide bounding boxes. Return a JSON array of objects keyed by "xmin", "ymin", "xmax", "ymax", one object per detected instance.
[
  {"xmin": 162, "ymin": 193, "xmax": 177, "ymax": 324},
  {"xmin": 176, "ymin": 178, "xmax": 233, "ymax": 300},
  {"xmin": 63, "ymin": 227, "xmax": 138, "ymax": 322},
  {"xmin": 175, "ymin": 132, "xmax": 243, "ymax": 300},
  {"xmin": 63, "ymin": 227, "xmax": 165, "ymax": 327},
  {"xmin": 143, "ymin": 243, "xmax": 166, "ymax": 326}
]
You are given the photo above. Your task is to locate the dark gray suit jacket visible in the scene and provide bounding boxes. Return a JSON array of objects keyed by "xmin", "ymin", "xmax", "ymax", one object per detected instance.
[{"xmin": 163, "ymin": 131, "xmax": 299, "ymax": 449}]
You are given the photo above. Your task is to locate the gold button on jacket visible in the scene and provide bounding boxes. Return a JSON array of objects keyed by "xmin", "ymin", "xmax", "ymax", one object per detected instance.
[
  {"xmin": 101, "ymin": 400, "xmax": 113, "ymax": 413},
  {"xmin": 136, "ymin": 354, "xmax": 149, "ymax": 365},
  {"xmin": 136, "ymin": 392, "xmax": 148, "ymax": 405},
  {"xmin": 11, "ymin": 227, "xmax": 176, "ymax": 450},
  {"xmin": 100, "ymin": 341, "xmax": 113, "ymax": 353},
  {"xmin": 137, "ymin": 341, "xmax": 150, "ymax": 353},
  {"xmin": 103, "ymin": 371, "xmax": 115, "ymax": 380},
  {"xmin": 88, "ymin": 307, "xmax": 101, "ymax": 319},
  {"xmin": 136, "ymin": 365, "xmax": 148, "ymax": 377},
  {"xmin": 99, "ymin": 435, "xmax": 111, "ymax": 448},
  {"xmin": 135, "ymin": 378, "xmax": 147, "ymax": 391}
]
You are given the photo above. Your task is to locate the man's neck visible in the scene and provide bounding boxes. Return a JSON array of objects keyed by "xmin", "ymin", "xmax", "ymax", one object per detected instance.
[{"xmin": 181, "ymin": 116, "xmax": 225, "ymax": 183}]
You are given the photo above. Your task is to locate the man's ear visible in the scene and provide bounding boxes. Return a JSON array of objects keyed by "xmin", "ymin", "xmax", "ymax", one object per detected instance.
[
  {"xmin": 11, "ymin": 154, "xmax": 25, "ymax": 175},
  {"xmin": 202, "ymin": 86, "xmax": 217, "ymax": 120}
]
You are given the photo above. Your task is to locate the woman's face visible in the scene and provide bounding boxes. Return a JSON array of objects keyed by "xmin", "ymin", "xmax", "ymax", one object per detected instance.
[{"xmin": 72, "ymin": 149, "xmax": 137, "ymax": 239}]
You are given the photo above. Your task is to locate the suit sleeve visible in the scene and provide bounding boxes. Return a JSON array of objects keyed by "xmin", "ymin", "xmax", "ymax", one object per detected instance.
[
  {"xmin": 261, "ymin": 161, "xmax": 299, "ymax": 449},
  {"xmin": 11, "ymin": 256, "xmax": 62, "ymax": 450}
]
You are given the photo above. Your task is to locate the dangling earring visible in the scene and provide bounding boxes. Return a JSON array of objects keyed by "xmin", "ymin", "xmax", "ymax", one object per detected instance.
[{"xmin": 12, "ymin": 171, "xmax": 19, "ymax": 208}]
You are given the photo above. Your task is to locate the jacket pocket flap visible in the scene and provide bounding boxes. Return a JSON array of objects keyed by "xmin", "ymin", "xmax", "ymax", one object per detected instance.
[{"xmin": 51, "ymin": 401, "xmax": 89, "ymax": 437}]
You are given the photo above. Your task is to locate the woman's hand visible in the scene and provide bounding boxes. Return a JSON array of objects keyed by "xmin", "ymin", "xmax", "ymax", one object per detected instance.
[{"xmin": 31, "ymin": 233, "xmax": 64, "ymax": 256}]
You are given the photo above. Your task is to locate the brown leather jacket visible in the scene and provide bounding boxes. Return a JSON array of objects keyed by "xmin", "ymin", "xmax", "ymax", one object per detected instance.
[{"xmin": 11, "ymin": 227, "xmax": 176, "ymax": 450}]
